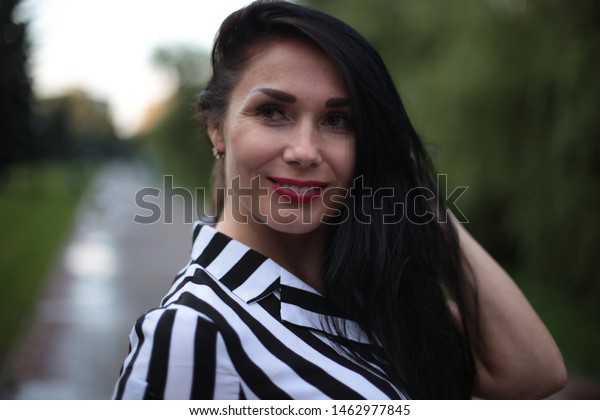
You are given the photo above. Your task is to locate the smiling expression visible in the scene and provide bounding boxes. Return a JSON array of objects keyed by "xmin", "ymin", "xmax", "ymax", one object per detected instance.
[{"xmin": 209, "ymin": 38, "xmax": 356, "ymax": 236}]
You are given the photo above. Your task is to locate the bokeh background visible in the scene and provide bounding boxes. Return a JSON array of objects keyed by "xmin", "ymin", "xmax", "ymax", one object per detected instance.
[{"xmin": 1, "ymin": 0, "xmax": 598, "ymax": 399}]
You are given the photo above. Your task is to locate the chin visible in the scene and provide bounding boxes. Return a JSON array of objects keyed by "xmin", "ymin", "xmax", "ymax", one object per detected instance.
[
  {"xmin": 266, "ymin": 221, "xmax": 322, "ymax": 235},
  {"xmin": 261, "ymin": 209, "xmax": 326, "ymax": 235}
]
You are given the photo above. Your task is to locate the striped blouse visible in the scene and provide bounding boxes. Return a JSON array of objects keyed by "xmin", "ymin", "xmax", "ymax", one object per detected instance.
[{"xmin": 113, "ymin": 221, "xmax": 407, "ymax": 400}]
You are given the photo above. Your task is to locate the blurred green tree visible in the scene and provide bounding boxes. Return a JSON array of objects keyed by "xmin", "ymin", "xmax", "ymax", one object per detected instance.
[
  {"xmin": 139, "ymin": 45, "xmax": 213, "ymax": 188},
  {"xmin": 34, "ymin": 89, "xmax": 122, "ymax": 161},
  {"xmin": 0, "ymin": 0, "xmax": 35, "ymax": 173},
  {"xmin": 153, "ymin": 45, "xmax": 210, "ymax": 89}
]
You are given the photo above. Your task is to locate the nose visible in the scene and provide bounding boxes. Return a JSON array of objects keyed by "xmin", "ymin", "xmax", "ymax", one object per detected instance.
[{"xmin": 282, "ymin": 122, "xmax": 322, "ymax": 167}]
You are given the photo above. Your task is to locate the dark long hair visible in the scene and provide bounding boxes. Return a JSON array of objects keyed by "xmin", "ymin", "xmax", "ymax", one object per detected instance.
[{"xmin": 197, "ymin": 0, "xmax": 476, "ymax": 399}]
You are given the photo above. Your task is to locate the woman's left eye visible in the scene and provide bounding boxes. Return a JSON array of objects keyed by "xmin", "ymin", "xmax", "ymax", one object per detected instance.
[{"xmin": 325, "ymin": 114, "xmax": 352, "ymax": 132}]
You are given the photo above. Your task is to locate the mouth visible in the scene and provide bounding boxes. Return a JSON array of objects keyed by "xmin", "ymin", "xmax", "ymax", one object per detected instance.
[{"xmin": 268, "ymin": 177, "xmax": 328, "ymax": 203}]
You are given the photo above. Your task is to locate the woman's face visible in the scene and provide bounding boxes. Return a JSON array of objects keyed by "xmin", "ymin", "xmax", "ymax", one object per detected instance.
[{"xmin": 209, "ymin": 38, "xmax": 355, "ymax": 235}]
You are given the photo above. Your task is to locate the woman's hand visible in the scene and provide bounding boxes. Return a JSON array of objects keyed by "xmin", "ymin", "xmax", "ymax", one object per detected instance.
[{"xmin": 451, "ymin": 217, "xmax": 567, "ymax": 399}]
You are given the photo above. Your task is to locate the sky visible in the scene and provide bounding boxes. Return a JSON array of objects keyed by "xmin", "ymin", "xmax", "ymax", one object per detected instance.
[{"xmin": 19, "ymin": 0, "xmax": 252, "ymax": 137}]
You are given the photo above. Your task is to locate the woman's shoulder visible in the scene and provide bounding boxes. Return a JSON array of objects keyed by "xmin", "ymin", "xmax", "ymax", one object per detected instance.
[
  {"xmin": 114, "ymin": 276, "xmax": 234, "ymax": 400},
  {"xmin": 140, "ymin": 218, "xmax": 281, "ymax": 334}
]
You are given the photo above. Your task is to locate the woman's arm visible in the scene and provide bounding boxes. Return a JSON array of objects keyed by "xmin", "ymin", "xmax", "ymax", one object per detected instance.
[{"xmin": 452, "ymin": 218, "xmax": 567, "ymax": 399}]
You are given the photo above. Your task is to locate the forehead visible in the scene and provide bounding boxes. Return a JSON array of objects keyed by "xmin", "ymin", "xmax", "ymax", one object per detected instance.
[{"xmin": 232, "ymin": 38, "xmax": 347, "ymax": 97}]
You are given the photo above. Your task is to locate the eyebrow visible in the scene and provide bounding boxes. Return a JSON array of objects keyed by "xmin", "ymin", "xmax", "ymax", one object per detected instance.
[
  {"xmin": 255, "ymin": 88, "xmax": 296, "ymax": 103},
  {"xmin": 254, "ymin": 88, "xmax": 351, "ymax": 108},
  {"xmin": 325, "ymin": 97, "xmax": 351, "ymax": 108}
]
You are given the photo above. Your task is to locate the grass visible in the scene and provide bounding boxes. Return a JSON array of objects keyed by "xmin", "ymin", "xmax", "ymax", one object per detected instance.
[{"xmin": 0, "ymin": 162, "xmax": 93, "ymax": 366}]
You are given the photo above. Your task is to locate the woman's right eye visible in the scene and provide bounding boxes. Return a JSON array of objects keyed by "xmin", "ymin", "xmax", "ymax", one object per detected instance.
[{"xmin": 257, "ymin": 104, "xmax": 286, "ymax": 122}]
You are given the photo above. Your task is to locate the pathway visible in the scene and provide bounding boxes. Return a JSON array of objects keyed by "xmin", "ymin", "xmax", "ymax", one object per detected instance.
[{"xmin": 2, "ymin": 161, "xmax": 192, "ymax": 399}]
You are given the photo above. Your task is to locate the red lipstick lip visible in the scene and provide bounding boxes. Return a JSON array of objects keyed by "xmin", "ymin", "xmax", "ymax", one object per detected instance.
[
  {"xmin": 268, "ymin": 177, "xmax": 328, "ymax": 203},
  {"xmin": 268, "ymin": 177, "xmax": 328, "ymax": 187}
]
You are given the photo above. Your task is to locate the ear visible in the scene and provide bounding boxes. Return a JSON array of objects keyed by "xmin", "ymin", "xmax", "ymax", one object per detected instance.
[{"xmin": 207, "ymin": 120, "xmax": 225, "ymax": 154}]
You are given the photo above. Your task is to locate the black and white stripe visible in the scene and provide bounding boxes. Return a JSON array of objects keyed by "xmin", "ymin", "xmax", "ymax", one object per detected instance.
[{"xmin": 114, "ymin": 221, "xmax": 408, "ymax": 400}]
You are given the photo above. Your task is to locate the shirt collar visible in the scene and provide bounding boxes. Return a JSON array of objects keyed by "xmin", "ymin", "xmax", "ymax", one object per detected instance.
[
  {"xmin": 190, "ymin": 221, "xmax": 368, "ymax": 343},
  {"xmin": 191, "ymin": 220, "xmax": 282, "ymax": 303}
]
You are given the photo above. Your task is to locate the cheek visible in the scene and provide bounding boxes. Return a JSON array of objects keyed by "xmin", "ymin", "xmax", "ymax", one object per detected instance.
[{"xmin": 225, "ymin": 128, "xmax": 277, "ymax": 178}]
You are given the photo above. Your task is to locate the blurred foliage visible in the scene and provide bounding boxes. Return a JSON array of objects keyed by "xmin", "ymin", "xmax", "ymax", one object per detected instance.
[
  {"xmin": 136, "ymin": 45, "xmax": 213, "ymax": 189},
  {"xmin": 303, "ymin": 0, "xmax": 600, "ymax": 376},
  {"xmin": 0, "ymin": 0, "xmax": 34, "ymax": 172},
  {"xmin": 1, "ymin": 0, "xmax": 132, "ymax": 176},
  {"xmin": 152, "ymin": 45, "xmax": 211, "ymax": 89},
  {"xmin": 136, "ymin": 86, "xmax": 213, "ymax": 189},
  {"xmin": 32, "ymin": 89, "xmax": 133, "ymax": 162}
]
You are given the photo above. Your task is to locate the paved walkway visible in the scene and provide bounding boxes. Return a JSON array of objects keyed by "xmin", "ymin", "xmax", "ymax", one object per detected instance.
[{"xmin": 1, "ymin": 161, "xmax": 192, "ymax": 399}]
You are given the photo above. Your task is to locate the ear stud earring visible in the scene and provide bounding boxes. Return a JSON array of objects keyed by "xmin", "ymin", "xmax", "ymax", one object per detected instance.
[{"xmin": 212, "ymin": 147, "xmax": 224, "ymax": 160}]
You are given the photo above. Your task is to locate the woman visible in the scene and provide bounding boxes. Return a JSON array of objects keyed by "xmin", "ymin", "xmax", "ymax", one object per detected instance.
[{"xmin": 114, "ymin": 1, "xmax": 566, "ymax": 399}]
